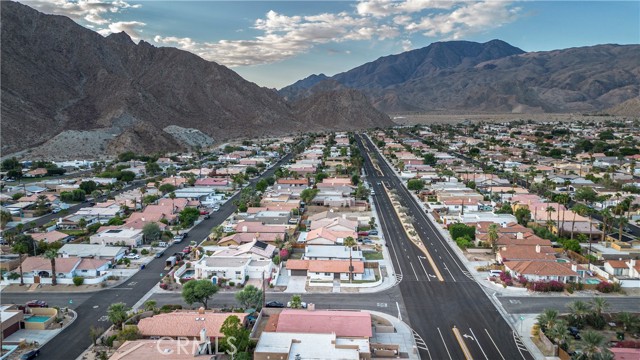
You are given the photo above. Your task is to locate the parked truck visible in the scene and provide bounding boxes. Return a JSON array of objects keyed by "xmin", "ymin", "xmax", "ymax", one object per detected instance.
[{"xmin": 165, "ymin": 256, "xmax": 177, "ymax": 269}]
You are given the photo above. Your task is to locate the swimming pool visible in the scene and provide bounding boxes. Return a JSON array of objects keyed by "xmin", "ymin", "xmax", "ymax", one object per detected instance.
[
  {"xmin": 585, "ymin": 279, "xmax": 601, "ymax": 285},
  {"xmin": 25, "ymin": 316, "xmax": 51, "ymax": 323},
  {"xmin": 181, "ymin": 270, "xmax": 195, "ymax": 279},
  {"xmin": 556, "ymin": 259, "xmax": 569, "ymax": 263}
]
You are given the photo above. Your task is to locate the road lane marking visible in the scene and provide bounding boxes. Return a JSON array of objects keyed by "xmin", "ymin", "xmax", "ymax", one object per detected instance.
[
  {"xmin": 372, "ymin": 193, "xmax": 403, "ymax": 281},
  {"xmin": 484, "ymin": 329, "xmax": 506, "ymax": 360},
  {"xmin": 512, "ymin": 331, "xmax": 529, "ymax": 360},
  {"xmin": 437, "ymin": 327, "xmax": 453, "ymax": 360},
  {"xmin": 469, "ymin": 328, "xmax": 489, "ymax": 360},
  {"xmin": 452, "ymin": 326, "xmax": 474, "ymax": 360},
  {"xmin": 409, "ymin": 262, "xmax": 419, "ymax": 280},
  {"xmin": 417, "ymin": 256, "xmax": 431, "ymax": 281},
  {"xmin": 396, "ymin": 302, "xmax": 402, "ymax": 321},
  {"xmin": 412, "ymin": 329, "xmax": 432, "ymax": 359}
]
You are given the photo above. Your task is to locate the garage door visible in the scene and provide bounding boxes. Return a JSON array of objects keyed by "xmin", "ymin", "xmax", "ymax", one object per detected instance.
[{"xmin": 291, "ymin": 270, "xmax": 307, "ymax": 276}]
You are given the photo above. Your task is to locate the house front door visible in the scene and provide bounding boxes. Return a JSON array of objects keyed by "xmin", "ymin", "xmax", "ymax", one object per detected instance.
[{"xmin": 34, "ymin": 276, "xmax": 40, "ymax": 284}]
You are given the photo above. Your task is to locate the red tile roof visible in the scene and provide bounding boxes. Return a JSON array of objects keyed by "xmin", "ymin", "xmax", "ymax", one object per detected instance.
[
  {"xmin": 137, "ymin": 312, "xmax": 247, "ymax": 339},
  {"xmin": 274, "ymin": 309, "xmax": 372, "ymax": 338}
]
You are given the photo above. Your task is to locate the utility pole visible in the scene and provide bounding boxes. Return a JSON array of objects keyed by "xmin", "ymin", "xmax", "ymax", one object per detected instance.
[{"xmin": 261, "ymin": 271, "xmax": 266, "ymax": 309}]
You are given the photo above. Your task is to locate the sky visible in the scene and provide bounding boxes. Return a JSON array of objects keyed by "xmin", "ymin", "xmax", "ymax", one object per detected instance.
[{"xmin": 20, "ymin": 1, "xmax": 640, "ymax": 89}]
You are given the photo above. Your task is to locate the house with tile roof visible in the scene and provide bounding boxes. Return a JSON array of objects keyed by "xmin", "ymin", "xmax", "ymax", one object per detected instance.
[
  {"xmin": 29, "ymin": 230, "xmax": 72, "ymax": 244},
  {"xmin": 496, "ymin": 244, "xmax": 556, "ymax": 263},
  {"xmin": 286, "ymin": 259, "xmax": 364, "ymax": 281},
  {"xmin": 305, "ymin": 227, "xmax": 357, "ymax": 245},
  {"xmin": 137, "ymin": 311, "xmax": 247, "ymax": 340},
  {"xmin": 504, "ymin": 261, "xmax": 579, "ymax": 283},
  {"xmin": 18, "ymin": 256, "xmax": 109, "ymax": 280},
  {"xmin": 266, "ymin": 309, "xmax": 372, "ymax": 338}
]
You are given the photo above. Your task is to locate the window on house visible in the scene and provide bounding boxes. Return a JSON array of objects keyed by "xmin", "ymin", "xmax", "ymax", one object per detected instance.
[
  {"xmin": 235, "ymin": 271, "xmax": 241, "ymax": 275},
  {"xmin": 325, "ymin": 273, "xmax": 331, "ymax": 276}
]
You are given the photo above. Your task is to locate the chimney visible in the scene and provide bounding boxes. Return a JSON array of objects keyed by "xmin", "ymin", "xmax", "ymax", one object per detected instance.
[
  {"xmin": 571, "ymin": 264, "xmax": 578, "ymax": 272},
  {"xmin": 536, "ymin": 244, "xmax": 541, "ymax": 253},
  {"xmin": 516, "ymin": 232, "xmax": 523, "ymax": 240}
]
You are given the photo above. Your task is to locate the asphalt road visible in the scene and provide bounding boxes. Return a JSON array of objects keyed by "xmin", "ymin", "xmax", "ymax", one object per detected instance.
[
  {"xmin": 356, "ymin": 134, "xmax": 534, "ymax": 360},
  {"xmin": 0, "ymin": 153, "xmax": 295, "ymax": 360}
]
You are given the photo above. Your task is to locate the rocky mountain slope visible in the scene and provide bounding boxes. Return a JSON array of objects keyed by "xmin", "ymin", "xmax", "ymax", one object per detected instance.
[
  {"xmin": 1, "ymin": 1, "xmax": 392, "ymax": 158},
  {"xmin": 281, "ymin": 40, "xmax": 640, "ymax": 113}
]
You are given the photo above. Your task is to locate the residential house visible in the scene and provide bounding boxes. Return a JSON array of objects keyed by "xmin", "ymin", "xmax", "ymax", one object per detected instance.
[
  {"xmin": 137, "ymin": 311, "xmax": 247, "ymax": 341},
  {"xmin": 504, "ymin": 261, "xmax": 579, "ymax": 283},
  {"xmin": 58, "ymin": 243, "xmax": 127, "ymax": 262},
  {"xmin": 285, "ymin": 259, "xmax": 364, "ymax": 281},
  {"xmin": 90, "ymin": 228, "xmax": 144, "ymax": 247},
  {"xmin": 30, "ymin": 230, "xmax": 72, "ymax": 244},
  {"xmin": 303, "ymin": 245, "xmax": 363, "ymax": 261},
  {"xmin": 305, "ymin": 227, "xmax": 357, "ymax": 245},
  {"xmin": 19, "ymin": 256, "xmax": 109, "ymax": 279},
  {"xmin": 194, "ymin": 256, "xmax": 252, "ymax": 284},
  {"xmin": 496, "ymin": 244, "xmax": 556, "ymax": 263}
]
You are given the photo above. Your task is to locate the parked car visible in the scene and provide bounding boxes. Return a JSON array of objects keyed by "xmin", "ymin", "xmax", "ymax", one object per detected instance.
[
  {"xmin": 173, "ymin": 234, "xmax": 185, "ymax": 243},
  {"xmin": 265, "ymin": 301, "xmax": 285, "ymax": 308},
  {"xmin": 368, "ymin": 230, "xmax": 378, "ymax": 236},
  {"xmin": 25, "ymin": 300, "xmax": 48, "ymax": 308},
  {"xmin": 362, "ymin": 239, "xmax": 374, "ymax": 245},
  {"xmin": 568, "ymin": 326, "xmax": 581, "ymax": 339},
  {"xmin": 155, "ymin": 250, "xmax": 165, "ymax": 258},
  {"xmin": 20, "ymin": 349, "xmax": 40, "ymax": 360},
  {"xmin": 357, "ymin": 231, "xmax": 369, "ymax": 236},
  {"xmin": 213, "ymin": 206, "xmax": 220, "ymax": 212},
  {"xmin": 200, "ymin": 210, "xmax": 209, "ymax": 215},
  {"xmin": 287, "ymin": 301, "xmax": 308, "ymax": 309},
  {"xmin": 125, "ymin": 254, "xmax": 140, "ymax": 260}
]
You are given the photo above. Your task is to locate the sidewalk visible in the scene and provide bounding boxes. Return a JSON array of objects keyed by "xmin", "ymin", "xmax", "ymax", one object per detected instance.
[{"xmin": 366, "ymin": 310, "xmax": 421, "ymax": 360}]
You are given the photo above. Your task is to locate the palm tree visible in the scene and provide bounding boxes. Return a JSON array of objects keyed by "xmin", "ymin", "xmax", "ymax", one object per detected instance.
[
  {"xmin": 617, "ymin": 214, "xmax": 628, "ymax": 243},
  {"xmin": 44, "ymin": 248, "xmax": 59, "ymax": 286},
  {"xmin": 488, "ymin": 223, "xmax": 499, "ymax": 254},
  {"xmin": 581, "ymin": 330, "xmax": 606, "ymax": 358},
  {"xmin": 592, "ymin": 349, "xmax": 615, "ymax": 360},
  {"xmin": 590, "ymin": 298, "xmax": 610, "ymax": 319},
  {"xmin": 601, "ymin": 208, "xmax": 613, "ymax": 241},
  {"xmin": 536, "ymin": 309, "xmax": 559, "ymax": 332},
  {"xmin": 567, "ymin": 300, "xmax": 591, "ymax": 327},
  {"xmin": 616, "ymin": 312, "xmax": 639, "ymax": 332},
  {"xmin": 12, "ymin": 242, "xmax": 29, "ymax": 285},
  {"xmin": 546, "ymin": 319, "xmax": 570, "ymax": 351},
  {"xmin": 343, "ymin": 236, "xmax": 357, "ymax": 283},
  {"xmin": 545, "ymin": 206, "xmax": 556, "ymax": 231}
]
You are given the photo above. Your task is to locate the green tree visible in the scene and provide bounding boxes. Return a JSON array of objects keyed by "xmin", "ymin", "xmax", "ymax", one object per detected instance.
[
  {"xmin": 12, "ymin": 241, "xmax": 30, "ymax": 285},
  {"xmin": 495, "ymin": 203, "xmax": 513, "ymax": 214},
  {"xmin": 448, "ymin": 223, "xmax": 475, "ymax": 241},
  {"xmin": 300, "ymin": 188, "xmax": 319, "ymax": 204},
  {"xmin": 343, "ymin": 236, "xmax": 357, "ymax": 283},
  {"xmin": 536, "ymin": 309, "xmax": 559, "ymax": 332},
  {"xmin": 219, "ymin": 315, "xmax": 250, "ymax": 353},
  {"xmin": 143, "ymin": 300, "xmax": 157, "ymax": 312},
  {"xmin": 179, "ymin": 207, "xmax": 200, "ymax": 228},
  {"xmin": 488, "ymin": 223, "xmax": 499, "ymax": 254},
  {"xmin": 581, "ymin": 330, "xmax": 606, "ymax": 358},
  {"xmin": 514, "ymin": 207, "xmax": 531, "ymax": 226},
  {"xmin": 289, "ymin": 294, "xmax": 303, "ymax": 309},
  {"xmin": 407, "ymin": 179, "xmax": 425, "ymax": 191},
  {"xmin": 567, "ymin": 300, "xmax": 591, "ymax": 328},
  {"xmin": 79, "ymin": 181, "xmax": 98, "ymax": 194},
  {"xmin": 235, "ymin": 285, "xmax": 263, "ymax": 309},
  {"xmin": 107, "ymin": 302, "xmax": 130, "ymax": 329},
  {"xmin": 590, "ymin": 298, "xmax": 610, "ymax": 319},
  {"xmin": 44, "ymin": 246, "xmax": 60, "ymax": 286},
  {"xmin": 616, "ymin": 312, "xmax": 639, "ymax": 332},
  {"xmin": 0, "ymin": 210, "xmax": 13, "ymax": 228},
  {"xmin": 1, "ymin": 157, "xmax": 21, "ymax": 171},
  {"xmin": 145, "ymin": 162, "xmax": 161, "ymax": 176},
  {"xmin": 255, "ymin": 178, "xmax": 268, "ymax": 192},
  {"xmin": 142, "ymin": 222, "xmax": 162, "ymax": 243},
  {"xmin": 182, "ymin": 279, "xmax": 218, "ymax": 309},
  {"xmin": 422, "ymin": 153, "xmax": 437, "ymax": 165},
  {"xmin": 158, "ymin": 183, "xmax": 176, "ymax": 195},
  {"xmin": 545, "ymin": 319, "xmax": 570, "ymax": 351},
  {"xmin": 575, "ymin": 186, "xmax": 598, "ymax": 204}
]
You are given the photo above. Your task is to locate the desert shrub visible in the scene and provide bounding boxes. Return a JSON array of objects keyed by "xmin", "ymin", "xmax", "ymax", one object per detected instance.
[
  {"xmin": 159, "ymin": 304, "xmax": 182, "ymax": 313},
  {"xmin": 527, "ymin": 280, "xmax": 565, "ymax": 292},
  {"xmin": 73, "ymin": 276, "xmax": 85, "ymax": 286},
  {"xmin": 229, "ymin": 281, "xmax": 235, "ymax": 287},
  {"xmin": 596, "ymin": 281, "xmax": 615, "ymax": 293},
  {"xmin": 140, "ymin": 249, "xmax": 149, "ymax": 255}
]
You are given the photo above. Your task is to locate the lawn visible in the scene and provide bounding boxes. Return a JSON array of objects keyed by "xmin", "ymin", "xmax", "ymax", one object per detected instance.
[{"xmin": 363, "ymin": 252, "xmax": 383, "ymax": 260}]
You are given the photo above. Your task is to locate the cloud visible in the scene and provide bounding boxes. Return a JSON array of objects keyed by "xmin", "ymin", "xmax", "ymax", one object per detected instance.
[
  {"xmin": 24, "ymin": 0, "xmax": 141, "ymax": 25},
  {"xmin": 405, "ymin": 1, "xmax": 520, "ymax": 39},
  {"xmin": 154, "ymin": 10, "xmax": 398, "ymax": 66},
  {"xmin": 401, "ymin": 39, "xmax": 413, "ymax": 51},
  {"xmin": 98, "ymin": 21, "xmax": 146, "ymax": 40},
  {"xmin": 357, "ymin": 0, "xmax": 457, "ymax": 17}
]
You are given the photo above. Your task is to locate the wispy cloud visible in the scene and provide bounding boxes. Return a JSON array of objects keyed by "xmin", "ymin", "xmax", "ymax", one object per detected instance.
[
  {"xmin": 26, "ymin": 0, "xmax": 521, "ymax": 66},
  {"xmin": 24, "ymin": 0, "xmax": 140, "ymax": 25}
]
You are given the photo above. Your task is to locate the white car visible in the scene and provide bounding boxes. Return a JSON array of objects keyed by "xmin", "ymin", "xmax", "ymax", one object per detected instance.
[
  {"xmin": 125, "ymin": 254, "xmax": 140, "ymax": 260},
  {"xmin": 287, "ymin": 301, "xmax": 308, "ymax": 309}
]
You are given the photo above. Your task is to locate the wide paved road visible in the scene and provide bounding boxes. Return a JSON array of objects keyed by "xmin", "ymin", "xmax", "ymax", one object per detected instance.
[
  {"xmin": 0, "ymin": 153, "xmax": 295, "ymax": 360},
  {"xmin": 357, "ymin": 134, "xmax": 534, "ymax": 360}
]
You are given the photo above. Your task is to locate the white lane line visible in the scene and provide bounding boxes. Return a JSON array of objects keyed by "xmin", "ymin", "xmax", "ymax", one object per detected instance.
[
  {"xmin": 437, "ymin": 327, "xmax": 453, "ymax": 360},
  {"xmin": 372, "ymin": 195, "xmax": 403, "ymax": 279},
  {"xmin": 417, "ymin": 256, "xmax": 431, "ymax": 281},
  {"xmin": 484, "ymin": 328, "xmax": 506, "ymax": 360},
  {"xmin": 396, "ymin": 301, "xmax": 402, "ymax": 322},
  {"xmin": 470, "ymin": 328, "xmax": 489, "ymax": 360},
  {"xmin": 409, "ymin": 261, "xmax": 419, "ymax": 280}
]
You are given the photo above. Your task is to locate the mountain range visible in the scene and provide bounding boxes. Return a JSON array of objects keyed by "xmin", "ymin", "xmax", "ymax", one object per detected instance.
[
  {"xmin": 0, "ymin": 1, "xmax": 392, "ymax": 158},
  {"xmin": 280, "ymin": 40, "xmax": 640, "ymax": 114}
]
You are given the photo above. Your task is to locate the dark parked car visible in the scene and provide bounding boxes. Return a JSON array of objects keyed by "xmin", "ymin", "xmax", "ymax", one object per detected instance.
[
  {"xmin": 21, "ymin": 349, "xmax": 40, "ymax": 360},
  {"xmin": 265, "ymin": 301, "xmax": 285, "ymax": 308},
  {"xmin": 368, "ymin": 230, "xmax": 378, "ymax": 236},
  {"xmin": 25, "ymin": 300, "xmax": 48, "ymax": 308},
  {"xmin": 568, "ymin": 326, "xmax": 581, "ymax": 339}
]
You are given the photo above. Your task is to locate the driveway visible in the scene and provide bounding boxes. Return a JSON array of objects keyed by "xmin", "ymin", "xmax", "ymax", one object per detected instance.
[{"xmin": 284, "ymin": 276, "xmax": 307, "ymax": 293}]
